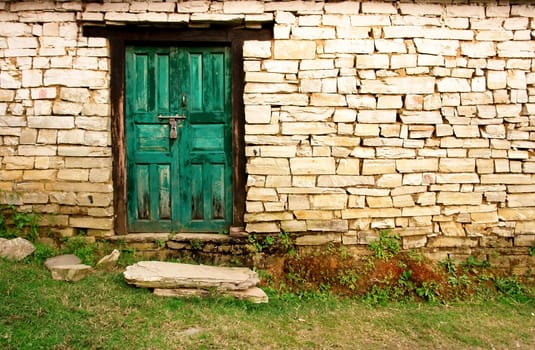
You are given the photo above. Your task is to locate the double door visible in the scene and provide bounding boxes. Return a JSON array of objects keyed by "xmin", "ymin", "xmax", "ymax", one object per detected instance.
[{"xmin": 125, "ymin": 46, "xmax": 232, "ymax": 232}]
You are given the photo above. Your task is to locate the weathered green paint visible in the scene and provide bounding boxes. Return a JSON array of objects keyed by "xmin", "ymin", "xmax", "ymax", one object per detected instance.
[{"xmin": 126, "ymin": 46, "xmax": 232, "ymax": 232}]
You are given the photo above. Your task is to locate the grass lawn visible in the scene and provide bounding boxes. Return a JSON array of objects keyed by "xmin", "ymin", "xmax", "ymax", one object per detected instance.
[{"xmin": 1, "ymin": 259, "xmax": 534, "ymax": 350}]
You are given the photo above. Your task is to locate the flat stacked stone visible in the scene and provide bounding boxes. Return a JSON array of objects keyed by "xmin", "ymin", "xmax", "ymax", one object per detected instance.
[
  {"xmin": 45, "ymin": 254, "xmax": 94, "ymax": 282},
  {"xmin": 124, "ymin": 261, "xmax": 268, "ymax": 303}
]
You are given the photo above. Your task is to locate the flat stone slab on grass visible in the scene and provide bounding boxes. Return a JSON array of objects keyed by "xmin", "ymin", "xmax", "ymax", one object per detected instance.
[
  {"xmin": 45, "ymin": 254, "xmax": 82, "ymax": 269},
  {"xmin": 49, "ymin": 264, "xmax": 94, "ymax": 282},
  {"xmin": 0, "ymin": 237, "xmax": 35, "ymax": 261},
  {"xmin": 154, "ymin": 287, "xmax": 269, "ymax": 303},
  {"xmin": 124, "ymin": 261, "xmax": 260, "ymax": 291},
  {"xmin": 45, "ymin": 254, "xmax": 93, "ymax": 282}
]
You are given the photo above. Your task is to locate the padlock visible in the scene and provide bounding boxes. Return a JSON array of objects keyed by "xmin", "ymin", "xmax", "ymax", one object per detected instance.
[{"xmin": 169, "ymin": 118, "xmax": 177, "ymax": 139}]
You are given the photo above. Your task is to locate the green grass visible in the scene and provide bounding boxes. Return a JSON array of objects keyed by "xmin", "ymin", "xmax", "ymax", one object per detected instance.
[{"xmin": 1, "ymin": 259, "xmax": 534, "ymax": 349}]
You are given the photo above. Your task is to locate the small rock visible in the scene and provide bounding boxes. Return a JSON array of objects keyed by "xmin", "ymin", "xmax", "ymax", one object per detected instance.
[
  {"xmin": 230, "ymin": 286, "xmax": 269, "ymax": 303},
  {"xmin": 49, "ymin": 264, "xmax": 94, "ymax": 282},
  {"xmin": 153, "ymin": 286, "xmax": 269, "ymax": 303},
  {"xmin": 96, "ymin": 249, "xmax": 120, "ymax": 267},
  {"xmin": 0, "ymin": 237, "xmax": 36, "ymax": 261},
  {"xmin": 45, "ymin": 254, "xmax": 93, "ymax": 282},
  {"xmin": 124, "ymin": 261, "xmax": 260, "ymax": 290},
  {"xmin": 45, "ymin": 254, "xmax": 82, "ymax": 270},
  {"xmin": 176, "ymin": 327, "xmax": 202, "ymax": 337}
]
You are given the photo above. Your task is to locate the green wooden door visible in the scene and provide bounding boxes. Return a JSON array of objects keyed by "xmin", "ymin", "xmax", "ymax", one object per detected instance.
[{"xmin": 125, "ymin": 46, "xmax": 232, "ymax": 232}]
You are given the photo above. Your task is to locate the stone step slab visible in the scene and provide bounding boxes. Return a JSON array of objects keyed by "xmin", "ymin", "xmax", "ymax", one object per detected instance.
[
  {"xmin": 49, "ymin": 264, "xmax": 94, "ymax": 282},
  {"xmin": 153, "ymin": 287, "xmax": 269, "ymax": 304},
  {"xmin": 44, "ymin": 254, "xmax": 81, "ymax": 269},
  {"xmin": 0, "ymin": 237, "xmax": 35, "ymax": 261},
  {"xmin": 171, "ymin": 232, "xmax": 232, "ymax": 243},
  {"xmin": 124, "ymin": 261, "xmax": 260, "ymax": 291},
  {"xmin": 45, "ymin": 254, "xmax": 93, "ymax": 282}
]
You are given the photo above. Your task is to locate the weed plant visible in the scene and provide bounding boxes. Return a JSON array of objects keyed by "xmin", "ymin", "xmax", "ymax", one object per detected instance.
[
  {"xmin": 0, "ymin": 204, "xmax": 40, "ymax": 241},
  {"xmin": 261, "ymin": 230, "xmax": 534, "ymax": 304}
]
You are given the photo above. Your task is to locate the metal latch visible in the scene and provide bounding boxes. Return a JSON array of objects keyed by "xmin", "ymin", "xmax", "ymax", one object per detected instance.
[{"xmin": 158, "ymin": 114, "xmax": 185, "ymax": 139}]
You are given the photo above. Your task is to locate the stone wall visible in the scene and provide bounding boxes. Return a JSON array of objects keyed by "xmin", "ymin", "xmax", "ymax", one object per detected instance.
[
  {"xmin": 241, "ymin": 1, "xmax": 535, "ymax": 264},
  {"xmin": 0, "ymin": 1, "xmax": 534, "ymax": 265},
  {"xmin": 0, "ymin": 0, "xmax": 113, "ymax": 238}
]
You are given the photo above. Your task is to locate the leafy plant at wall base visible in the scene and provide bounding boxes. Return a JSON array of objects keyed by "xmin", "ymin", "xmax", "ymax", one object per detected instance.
[
  {"xmin": 117, "ymin": 246, "xmax": 136, "ymax": 267},
  {"xmin": 248, "ymin": 234, "xmax": 261, "ymax": 252},
  {"xmin": 364, "ymin": 285, "xmax": 392, "ymax": 305},
  {"xmin": 398, "ymin": 269, "xmax": 414, "ymax": 290},
  {"xmin": 155, "ymin": 239, "xmax": 166, "ymax": 249},
  {"xmin": 337, "ymin": 269, "xmax": 359, "ymax": 291},
  {"xmin": 0, "ymin": 204, "xmax": 7, "ymax": 231},
  {"xmin": 407, "ymin": 249, "xmax": 424, "ymax": 263},
  {"xmin": 416, "ymin": 281, "xmax": 439, "ymax": 302},
  {"xmin": 440, "ymin": 257, "xmax": 457, "ymax": 275},
  {"xmin": 27, "ymin": 242, "xmax": 60, "ymax": 264},
  {"xmin": 62, "ymin": 237, "xmax": 98, "ymax": 266},
  {"xmin": 189, "ymin": 240, "xmax": 204, "ymax": 251},
  {"xmin": 248, "ymin": 234, "xmax": 275, "ymax": 253},
  {"xmin": 460, "ymin": 256, "xmax": 490, "ymax": 274},
  {"xmin": 0, "ymin": 204, "xmax": 40, "ymax": 241},
  {"xmin": 448, "ymin": 274, "xmax": 471, "ymax": 289},
  {"xmin": 493, "ymin": 276, "xmax": 526, "ymax": 300},
  {"xmin": 528, "ymin": 242, "xmax": 535, "ymax": 257},
  {"xmin": 277, "ymin": 231, "xmax": 295, "ymax": 255},
  {"xmin": 368, "ymin": 230, "xmax": 401, "ymax": 260}
]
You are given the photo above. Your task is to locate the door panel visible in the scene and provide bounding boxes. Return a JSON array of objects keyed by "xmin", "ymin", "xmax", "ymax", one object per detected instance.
[
  {"xmin": 126, "ymin": 46, "xmax": 232, "ymax": 232},
  {"xmin": 179, "ymin": 47, "xmax": 232, "ymax": 231}
]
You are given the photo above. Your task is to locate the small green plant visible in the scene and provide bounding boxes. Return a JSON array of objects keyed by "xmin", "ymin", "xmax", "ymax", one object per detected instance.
[
  {"xmin": 189, "ymin": 239, "xmax": 204, "ymax": 251},
  {"xmin": 441, "ymin": 257, "xmax": 474, "ymax": 298},
  {"xmin": 113, "ymin": 238, "xmax": 138, "ymax": 267},
  {"xmin": 337, "ymin": 269, "xmax": 359, "ymax": 291},
  {"xmin": 439, "ymin": 257, "xmax": 457, "ymax": 275},
  {"xmin": 448, "ymin": 274, "xmax": 471, "ymax": 289},
  {"xmin": 155, "ymin": 239, "xmax": 166, "ymax": 249},
  {"xmin": 62, "ymin": 237, "xmax": 98, "ymax": 266},
  {"xmin": 368, "ymin": 230, "xmax": 401, "ymax": 260},
  {"xmin": 277, "ymin": 231, "xmax": 295, "ymax": 255},
  {"xmin": 415, "ymin": 281, "xmax": 439, "ymax": 302},
  {"xmin": 264, "ymin": 235, "xmax": 275, "ymax": 247},
  {"xmin": 528, "ymin": 241, "xmax": 535, "ymax": 257},
  {"xmin": 459, "ymin": 256, "xmax": 490, "ymax": 274},
  {"xmin": 364, "ymin": 285, "xmax": 392, "ymax": 305},
  {"xmin": 248, "ymin": 234, "xmax": 275, "ymax": 253},
  {"xmin": 27, "ymin": 242, "xmax": 60, "ymax": 264},
  {"xmin": 0, "ymin": 203, "xmax": 40, "ymax": 241},
  {"xmin": 248, "ymin": 234, "xmax": 260, "ymax": 252},
  {"xmin": 398, "ymin": 269, "xmax": 414, "ymax": 290},
  {"xmin": 407, "ymin": 249, "xmax": 424, "ymax": 263},
  {"xmin": 117, "ymin": 246, "xmax": 137, "ymax": 267},
  {"xmin": 493, "ymin": 276, "xmax": 526, "ymax": 300}
]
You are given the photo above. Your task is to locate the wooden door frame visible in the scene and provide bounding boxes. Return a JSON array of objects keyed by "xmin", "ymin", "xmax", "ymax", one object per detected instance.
[{"xmin": 83, "ymin": 25, "xmax": 273, "ymax": 235}]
